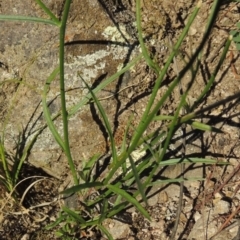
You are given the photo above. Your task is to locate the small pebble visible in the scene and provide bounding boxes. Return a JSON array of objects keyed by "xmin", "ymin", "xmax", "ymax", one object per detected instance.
[{"xmin": 213, "ymin": 199, "xmax": 231, "ymax": 215}]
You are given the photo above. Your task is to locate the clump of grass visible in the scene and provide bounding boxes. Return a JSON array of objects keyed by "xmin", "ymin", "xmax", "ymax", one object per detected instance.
[
  {"xmin": 0, "ymin": 0, "xmax": 237, "ymax": 239},
  {"xmin": 0, "ymin": 80, "xmax": 42, "ymax": 195}
]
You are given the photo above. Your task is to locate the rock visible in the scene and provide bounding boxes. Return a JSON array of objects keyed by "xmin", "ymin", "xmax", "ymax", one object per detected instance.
[
  {"xmin": 194, "ymin": 211, "xmax": 201, "ymax": 222},
  {"xmin": 21, "ymin": 234, "xmax": 30, "ymax": 240},
  {"xmin": 158, "ymin": 191, "xmax": 169, "ymax": 204},
  {"xmin": 213, "ymin": 199, "xmax": 231, "ymax": 215},
  {"xmin": 187, "ymin": 209, "xmax": 218, "ymax": 240},
  {"xmin": 102, "ymin": 219, "xmax": 131, "ymax": 239},
  {"xmin": 0, "ymin": 0, "xmax": 140, "ymax": 178},
  {"xmin": 148, "ymin": 193, "xmax": 159, "ymax": 207}
]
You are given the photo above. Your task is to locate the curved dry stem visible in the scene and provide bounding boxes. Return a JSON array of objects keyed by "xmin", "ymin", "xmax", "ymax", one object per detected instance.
[{"xmin": 20, "ymin": 177, "xmax": 49, "ymax": 205}]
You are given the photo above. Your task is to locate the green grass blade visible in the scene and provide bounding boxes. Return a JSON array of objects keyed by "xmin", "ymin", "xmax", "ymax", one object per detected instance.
[
  {"xmin": 120, "ymin": 115, "xmax": 133, "ymax": 153},
  {"xmin": 98, "ymin": 224, "xmax": 114, "ymax": 240},
  {"xmin": 45, "ymin": 212, "xmax": 66, "ymax": 230},
  {"xmin": 153, "ymin": 116, "xmax": 224, "ymax": 133},
  {"xmin": 60, "ymin": 182, "xmax": 103, "ymax": 195},
  {"xmin": 123, "ymin": 157, "xmax": 154, "ymax": 183},
  {"xmin": 68, "ymin": 54, "xmax": 142, "ymax": 117},
  {"xmin": 98, "ymin": 199, "xmax": 109, "ymax": 224},
  {"xmin": 0, "ymin": 176, "xmax": 11, "ymax": 190},
  {"xmin": 105, "ymin": 72, "xmax": 182, "ymax": 184},
  {"xmin": 42, "ymin": 67, "xmax": 65, "ymax": 151},
  {"xmin": 180, "ymin": 90, "xmax": 240, "ymax": 124},
  {"xmin": 106, "ymin": 184, "xmax": 151, "ymax": 220},
  {"xmin": 159, "ymin": 157, "xmax": 227, "ymax": 166},
  {"xmin": 42, "ymin": 100, "xmax": 65, "ymax": 150},
  {"xmin": 80, "ymin": 154, "xmax": 100, "ymax": 182},
  {"xmin": 128, "ymin": 155, "xmax": 148, "ymax": 206},
  {"xmin": 62, "ymin": 206, "xmax": 86, "ymax": 224},
  {"xmin": 59, "ymin": 0, "xmax": 78, "ymax": 185},
  {"xmin": 138, "ymin": 1, "xmax": 202, "ymax": 121},
  {"xmin": 0, "ymin": 14, "xmax": 59, "ymax": 26},
  {"xmin": 80, "ymin": 76, "xmax": 118, "ymax": 165},
  {"xmin": 143, "ymin": 89, "xmax": 218, "ymax": 189},
  {"xmin": 105, "ymin": 202, "xmax": 128, "ymax": 219},
  {"xmin": 112, "ymin": 194, "xmax": 123, "ymax": 207},
  {"xmin": 119, "ymin": 117, "xmax": 133, "ymax": 176},
  {"xmin": 138, "ymin": 130, "xmax": 167, "ymax": 153},
  {"xmin": 103, "ymin": 75, "xmax": 179, "ymax": 184},
  {"xmin": 191, "ymin": 35, "xmax": 232, "ymax": 110},
  {"xmin": 149, "ymin": 177, "xmax": 205, "ymax": 186},
  {"xmin": 35, "ymin": 0, "xmax": 60, "ymax": 24},
  {"xmin": 12, "ymin": 130, "xmax": 42, "ymax": 186},
  {"xmin": 0, "ymin": 142, "xmax": 12, "ymax": 191},
  {"xmin": 190, "ymin": 121, "xmax": 224, "ymax": 133}
]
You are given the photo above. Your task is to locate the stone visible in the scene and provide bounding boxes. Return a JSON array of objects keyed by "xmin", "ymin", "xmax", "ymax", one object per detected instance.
[
  {"xmin": 187, "ymin": 209, "xmax": 218, "ymax": 240},
  {"xmin": 213, "ymin": 199, "xmax": 231, "ymax": 215},
  {"xmin": 102, "ymin": 218, "xmax": 131, "ymax": 239}
]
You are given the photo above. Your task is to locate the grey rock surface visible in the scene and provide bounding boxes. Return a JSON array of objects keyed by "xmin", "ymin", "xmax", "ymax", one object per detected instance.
[{"xmin": 0, "ymin": 0, "xmax": 139, "ymax": 178}]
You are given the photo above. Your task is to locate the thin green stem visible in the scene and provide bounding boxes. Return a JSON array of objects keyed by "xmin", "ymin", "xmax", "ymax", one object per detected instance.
[
  {"xmin": 68, "ymin": 54, "xmax": 142, "ymax": 117},
  {"xmin": 130, "ymin": 2, "xmax": 201, "ymax": 156},
  {"xmin": 142, "ymin": 87, "xmax": 188, "ymax": 189},
  {"xmin": 0, "ymin": 15, "xmax": 59, "ymax": 26},
  {"xmin": 35, "ymin": 0, "xmax": 60, "ymax": 24},
  {"xmin": 189, "ymin": 0, "xmax": 225, "ymax": 111},
  {"xmin": 137, "ymin": 1, "xmax": 201, "ymax": 122},
  {"xmin": 103, "ymin": 76, "xmax": 179, "ymax": 185},
  {"xmin": 0, "ymin": 142, "xmax": 12, "ymax": 191},
  {"xmin": 191, "ymin": 35, "xmax": 232, "ymax": 110},
  {"xmin": 59, "ymin": 0, "xmax": 78, "ymax": 185}
]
